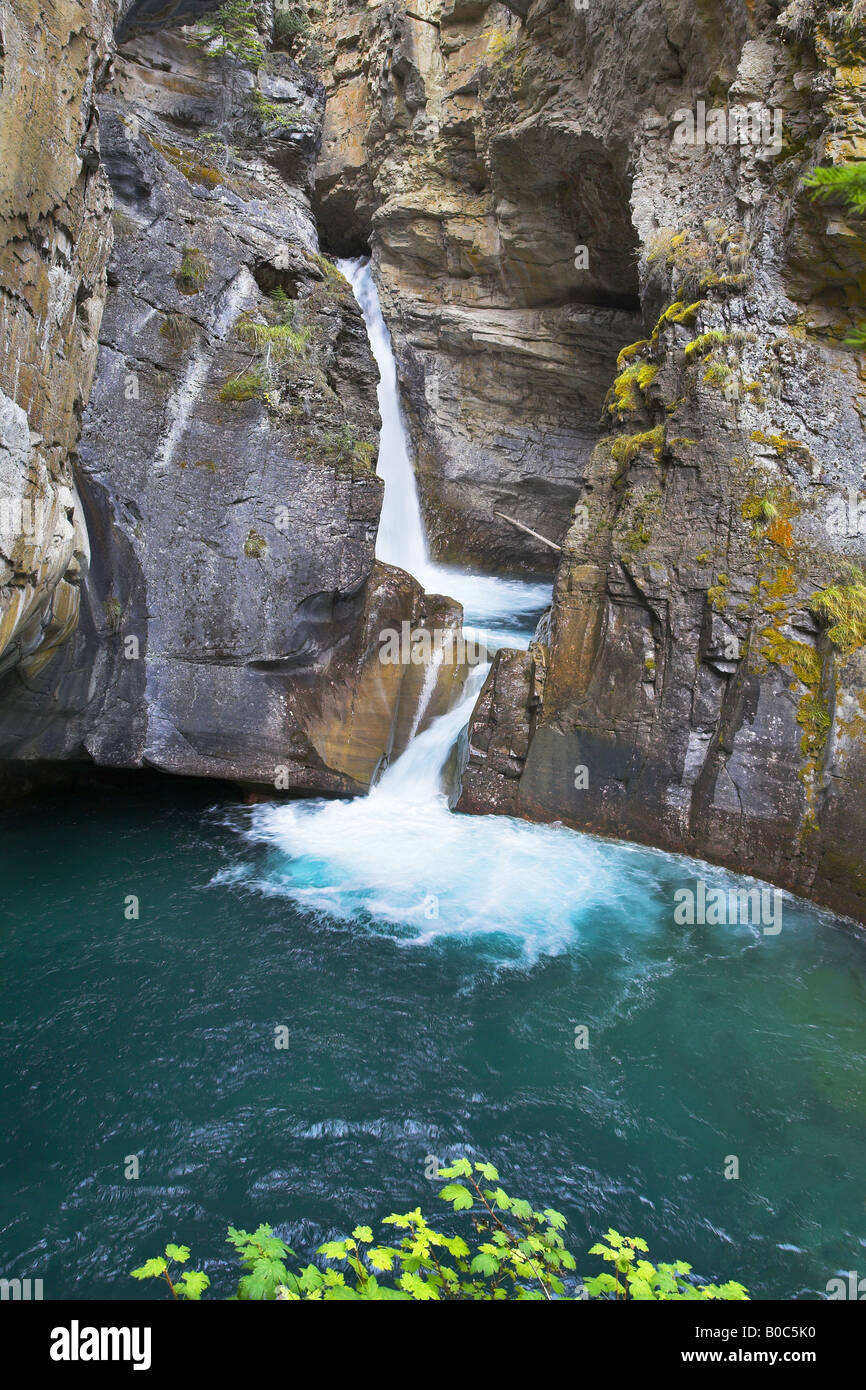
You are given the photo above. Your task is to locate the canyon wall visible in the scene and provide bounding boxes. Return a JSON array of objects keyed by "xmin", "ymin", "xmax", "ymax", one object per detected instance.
[
  {"xmin": 449, "ymin": 0, "xmax": 866, "ymax": 920},
  {"xmin": 0, "ymin": 2, "xmax": 460, "ymax": 794},
  {"xmin": 0, "ymin": 0, "xmax": 120, "ymax": 684}
]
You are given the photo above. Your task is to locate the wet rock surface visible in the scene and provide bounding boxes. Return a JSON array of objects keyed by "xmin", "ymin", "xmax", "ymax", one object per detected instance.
[
  {"xmin": 444, "ymin": 0, "xmax": 866, "ymax": 921},
  {"xmin": 0, "ymin": 10, "xmax": 454, "ymax": 792}
]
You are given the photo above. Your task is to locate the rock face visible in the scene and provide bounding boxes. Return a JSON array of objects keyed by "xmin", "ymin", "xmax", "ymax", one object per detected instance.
[
  {"xmin": 0, "ymin": 0, "xmax": 118, "ymax": 681},
  {"xmin": 313, "ymin": 0, "xmax": 644, "ymax": 573},
  {"xmin": 0, "ymin": 7, "xmax": 463, "ymax": 793},
  {"xmin": 456, "ymin": 0, "xmax": 866, "ymax": 922}
]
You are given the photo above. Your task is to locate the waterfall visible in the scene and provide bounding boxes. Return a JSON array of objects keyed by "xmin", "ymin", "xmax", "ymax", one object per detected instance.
[
  {"xmin": 337, "ymin": 258, "xmax": 551, "ymax": 652},
  {"xmin": 336, "ymin": 255, "xmax": 550, "ymax": 799},
  {"xmin": 338, "ymin": 258, "xmax": 429, "ymax": 576},
  {"xmin": 233, "ymin": 257, "xmax": 560, "ymax": 950},
  {"xmin": 233, "ymin": 256, "xmax": 801, "ymax": 966}
]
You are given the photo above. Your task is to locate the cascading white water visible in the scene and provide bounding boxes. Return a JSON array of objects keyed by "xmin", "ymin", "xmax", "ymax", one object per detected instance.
[
  {"xmin": 335, "ymin": 255, "xmax": 551, "ymax": 801},
  {"xmin": 230, "ymin": 257, "xmax": 595, "ymax": 956},
  {"xmin": 338, "ymin": 258, "xmax": 551, "ymax": 654},
  {"xmin": 339, "ymin": 257, "xmax": 429, "ymax": 576}
]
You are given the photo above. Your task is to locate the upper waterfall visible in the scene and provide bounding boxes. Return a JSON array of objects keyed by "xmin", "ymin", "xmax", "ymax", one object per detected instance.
[
  {"xmin": 338, "ymin": 257, "xmax": 552, "ymax": 652},
  {"xmin": 337, "ymin": 258, "xmax": 429, "ymax": 577}
]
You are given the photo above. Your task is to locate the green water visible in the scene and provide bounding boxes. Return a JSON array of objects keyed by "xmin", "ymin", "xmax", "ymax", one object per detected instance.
[{"xmin": 0, "ymin": 781, "xmax": 864, "ymax": 1300}]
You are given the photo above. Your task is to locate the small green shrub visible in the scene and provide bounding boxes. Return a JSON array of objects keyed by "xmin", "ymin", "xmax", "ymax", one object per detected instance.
[
  {"xmin": 684, "ymin": 329, "xmax": 728, "ymax": 360},
  {"xmin": 810, "ymin": 570, "xmax": 866, "ymax": 655},
  {"xmin": 312, "ymin": 252, "xmax": 346, "ymax": 287},
  {"xmin": 150, "ymin": 138, "xmax": 227, "ymax": 188},
  {"xmin": 608, "ymin": 362, "xmax": 659, "ymax": 416},
  {"xmin": 610, "ymin": 426, "xmax": 664, "ymax": 468},
  {"xmin": 742, "ymin": 496, "xmax": 779, "ymax": 525},
  {"xmin": 175, "ymin": 247, "xmax": 210, "ymax": 295},
  {"xmin": 131, "ymin": 1159, "xmax": 748, "ymax": 1301},
  {"xmin": 160, "ymin": 313, "xmax": 196, "ymax": 352},
  {"xmin": 103, "ymin": 596, "xmax": 123, "ymax": 631},
  {"xmin": 272, "ymin": 4, "xmax": 310, "ymax": 52},
  {"xmin": 805, "ymin": 162, "xmax": 866, "ymax": 347},
  {"xmin": 321, "ymin": 423, "xmax": 376, "ymax": 471},
  {"xmin": 196, "ymin": 0, "xmax": 265, "ymax": 67},
  {"xmin": 249, "ymin": 87, "xmax": 304, "ymax": 129},
  {"xmin": 703, "ymin": 360, "xmax": 733, "ymax": 388},
  {"xmin": 486, "ymin": 30, "xmax": 522, "ymax": 72},
  {"xmin": 219, "ymin": 367, "xmax": 269, "ymax": 401},
  {"xmin": 132, "ymin": 1244, "xmax": 210, "ymax": 1300},
  {"xmin": 237, "ymin": 318, "xmax": 311, "ymax": 359}
]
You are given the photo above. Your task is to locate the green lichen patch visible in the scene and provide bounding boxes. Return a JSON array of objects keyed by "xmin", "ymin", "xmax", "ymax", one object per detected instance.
[
  {"xmin": 620, "ymin": 489, "xmax": 663, "ymax": 551},
  {"xmin": 739, "ymin": 468, "xmax": 801, "ymax": 550},
  {"xmin": 760, "ymin": 626, "xmax": 829, "ymax": 769},
  {"xmin": 616, "ymin": 338, "xmax": 652, "ymax": 369},
  {"xmin": 150, "ymin": 138, "xmax": 228, "ymax": 189},
  {"xmin": 707, "ymin": 573, "xmax": 730, "ymax": 611},
  {"xmin": 610, "ymin": 425, "xmax": 665, "ymax": 470},
  {"xmin": 607, "ymin": 362, "xmax": 659, "ymax": 416},
  {"xmin": 652, "ymin": 299, "xmax": 705, "ymax": 336},
  {"xmin": 684, "ymin": 329, "xmax": 728, "ymax": 360},
  {"xmin": 243, "ymin": 528, "xmax": 267, "ymax": 559},
  {"xmin": 702, "ymin": 360, "xmax": 734, "ymax": 388}
]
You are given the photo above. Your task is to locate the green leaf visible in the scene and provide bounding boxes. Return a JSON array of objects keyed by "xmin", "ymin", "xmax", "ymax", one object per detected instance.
[
  {"xmin": 178, "ymin": 1270, "xmax": 210, "ymax": 1300},
  {"xmin": 368, "ymin": 1247, "xmax": 395, "ymax": 1272},
  {"xmin": 399, "ymin": 1271, "xmax": 439, "ymax": 1301},
  {"xmin": 584, "ymin": 1272, "xmax": 618, "ymax": 1297},
  {"xmin": 164, "ymin": 1244, "xmax": 190, "ymax": 1264},
  {"xmin": 469, "ymin": 1253, "xmax": 499, "ymax": 1277},
  {"xmin": 352, "ymin": 1225, "xmax": 373, "ymax": 1243},
  {"xmin": 131, "ymin": 1257, "xmax": 167, "ymax": 1280},
  {"xmin": 438, "ymin": 1158, "xmax": 472, "ymax": 1179},
  {"xmin": 628, "ymin": 1277, "xmax": 654, "ymax": 1300},
  {"xmin": 440, "ymin": 1183, "xmax": 473, "ymax": 1211},
  {"xmin": 318, "ymin": 1240, "xmax": 349, "ymax": 1261},
  {"xmin": 543, "ymin": 1208, "xmax": 567, "ymax": 1230},
  {"xmin": 474, "ymin": 1162, "xmax": 500, "ymax": 1182}
]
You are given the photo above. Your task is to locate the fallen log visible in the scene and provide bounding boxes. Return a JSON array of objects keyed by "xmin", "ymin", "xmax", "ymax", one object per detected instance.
[{"xmin": 493, "ymin": 510, "xmax": 562, "ymax": 553}]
